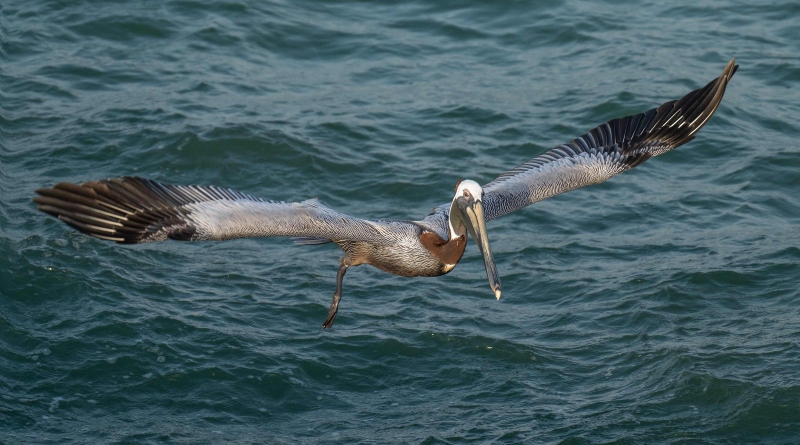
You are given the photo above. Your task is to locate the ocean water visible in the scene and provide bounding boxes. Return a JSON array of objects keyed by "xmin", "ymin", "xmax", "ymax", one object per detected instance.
[{"xmin": 2, "ymin": 0, "xmax": 799, "ymax": 443}]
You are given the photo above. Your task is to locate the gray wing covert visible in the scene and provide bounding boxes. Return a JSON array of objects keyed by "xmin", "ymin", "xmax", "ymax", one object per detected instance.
[
  {"xmin": 35, "ymin": 176, "xmax": 385, "ymax": 244},
  {"xmin": 482, "ymin": 59, "xmax": 738, "ymax": 222}
]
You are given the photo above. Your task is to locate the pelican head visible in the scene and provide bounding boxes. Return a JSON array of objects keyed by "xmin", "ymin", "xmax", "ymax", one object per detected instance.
[{"xmin": 449, "ymin": 179, "xmax": 502, "ymax": 299}]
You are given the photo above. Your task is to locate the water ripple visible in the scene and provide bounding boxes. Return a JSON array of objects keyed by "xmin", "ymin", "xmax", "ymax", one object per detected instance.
[{"xmin": 3, "ymin": 0, "xmax": 800, "ymax": 442}]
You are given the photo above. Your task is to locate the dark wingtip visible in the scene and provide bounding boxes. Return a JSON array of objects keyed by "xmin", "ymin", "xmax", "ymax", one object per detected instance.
[
  {"xmin": 33, "ymin": 177, "xmax": 192, "ymax": 244},
  {"xmin": 720, "ymin": 58, "xmax": 737, "ymax": 85},
  {"xmin": 729, "ymin": 58, "xmax": 739, "ymax": 78}
]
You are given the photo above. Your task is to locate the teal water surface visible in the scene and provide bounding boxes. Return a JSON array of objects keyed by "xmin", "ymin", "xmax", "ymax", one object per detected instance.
[{"xmin": 2, "ymin": 0, "xmax": 800, "ymax": 443}]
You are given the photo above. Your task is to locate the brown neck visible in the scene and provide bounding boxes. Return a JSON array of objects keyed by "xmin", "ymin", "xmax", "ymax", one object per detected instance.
[{"xmin": 420, "ymin": 231, "xmax": 467, "ymax": 265}]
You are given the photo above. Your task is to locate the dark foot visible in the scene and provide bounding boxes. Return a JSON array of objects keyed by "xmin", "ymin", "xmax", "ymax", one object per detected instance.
[
  {"xmin": 322, "ymin": 293, "xmax": 341, "ymax": 329},
  {"xmin": 323, "ymin": 261, "xmax": 348, "ymax": 329}
]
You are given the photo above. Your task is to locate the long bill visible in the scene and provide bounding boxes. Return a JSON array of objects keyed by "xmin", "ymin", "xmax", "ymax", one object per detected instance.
[{"xmin": 458, "ymin": 198, "xmax": 502, "ymax": 299}]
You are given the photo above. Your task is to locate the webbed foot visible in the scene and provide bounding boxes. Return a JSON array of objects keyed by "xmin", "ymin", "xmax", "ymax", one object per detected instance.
[
  {"xmin": 322, "ymin": 293, "xmax": 341, "ymax": 329},
  {"xmin": 322, "ymin": 261, "xmax": 348, "ymax": 329}
]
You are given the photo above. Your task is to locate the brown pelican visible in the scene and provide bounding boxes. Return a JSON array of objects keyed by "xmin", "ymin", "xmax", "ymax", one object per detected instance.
[{"xmin": 34, "ymin": 59, "xmax": 737, "ymax": 328}]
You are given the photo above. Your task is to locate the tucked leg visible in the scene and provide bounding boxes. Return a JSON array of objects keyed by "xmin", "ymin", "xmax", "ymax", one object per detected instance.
[{"xmin": 322, "ymin": 260, "xmax": 348, "ymax": 329}]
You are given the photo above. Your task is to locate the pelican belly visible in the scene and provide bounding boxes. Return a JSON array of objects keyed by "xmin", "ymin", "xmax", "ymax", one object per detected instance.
[
  {"xmin": 361, "ymin": 239, "xmax": 449, "ymax": 277},
  {"xmin": 339, "ymin": 222, "xmax": 455, "ymax": 278}
]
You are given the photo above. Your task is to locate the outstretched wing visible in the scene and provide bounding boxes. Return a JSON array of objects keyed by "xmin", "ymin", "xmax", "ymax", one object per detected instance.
[
  {"xmin": 34, "ymin": 176, "xmax": 386, "ymax": 244},
  {"xmin": 482, "ymin": 58, "xmax": 737, "ymax": 221}
]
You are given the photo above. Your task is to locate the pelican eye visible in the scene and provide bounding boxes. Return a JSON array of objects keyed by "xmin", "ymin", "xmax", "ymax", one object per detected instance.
[{"xmin": 463, "ymin": 189, "xmax": 471, "ymax": 199}]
